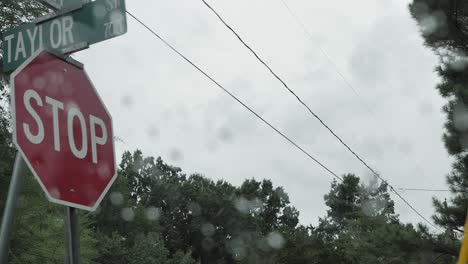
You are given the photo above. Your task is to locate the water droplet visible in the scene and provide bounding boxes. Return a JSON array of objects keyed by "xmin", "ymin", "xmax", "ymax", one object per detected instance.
[
  {"xmin": 97, "ymin": 163, "xmax": 111, "ymax": 180},
  {"xmin": 121, "ymin": 94, "xmax": 133, "ymax": 108},
  {"xmin": 62, "ymin": 81, "xmax": 73, "ymax": 96},
  {"xmin": 169, "ymin": 148, "xmax": 183, "ymax": 161},
  {"xmin": 92, "ymin": 206, "xmax": 102, "ymax": 215},
  {"xmin": 109, "ymin": 10, "xmax": 124, "ymax": 23},
  {"xmin": 201, "ymin": 223, "xmax": 215, "ymax": 237},
  {"xmin": 206, "ymin": 140, "xmax": 218, "ymax": 152},
  {"xmin": 450, "ymin": 58, "xmax": 468, "ymax": 71},
  {"xmin": 419, "ymin": 101, "xmax": 434, "ymax": 116},
  {"xmin": 266, "ymin": 232, "xmax": 285, "ymax": 249},
  {"xmin": 419, "ymin": 10, "xmax": 447, "ymax": 37},
  {"xmin": 120, "ymin": 207, "xmax": 134, "ymax": 221},
  {"xmin": 92, "ymin": 4, "xmax": 107, "ymax": 19},
  {"xmin": 187, "ymin": 202, "xmax": 201, "ymax": 216},
  {"xmin": 412, "ymin": 2, "xmax": 429, "ymax": 17},
  {"xmin": 201, "ymin": 237, "xmax": 215, "ymax": 251},
  {"xmin": 234, "ymin": 197, "xmax": 249, "ymax": 214},
  {"xmin": 362, "ymin": 198, "xmax": 387, "ymax": 217},
  {"xmin": 234, "ymin": 197, "xmax": 262, "ymax": 214},
  {"xmin": 228, "ymin": 237, "xmax": 246, "ymax": 260},
  {"xmin": 398, "ymin": 140, "xmax": 413, "ymax": 155},
  {"xmin": 147, "ymin": 125, "xmax": 159, "ymax": 139},
  {"xmin": 145, "ymin": 206, "xmax": 160, "ymax": 221},
  {"xmin": 49, "ymin": 187, "xmax": 61, "ymax": 199},
  {"xmin": 454, "ymin": 103, "xmax": 468, "ymax": 131},
  {"xmin": 48, "ymin": 70, "xmax": 63, "ymax": 86},
  {"xmin": 33, "ymin": 77, "xmax": 46, "ymax": 90},
  {"xmin": 459, "ymin": 133, "xmax": 468, "ymax": 150},
  {"xmin": 110, "ymin": 192, "xmax": 124, "ymax": 206},
  {"xmin": 218, "ymin": 126, "xmax": 233, "ymax": 143},
  {"xmin": 17, "ymin": 72, "xmax": 30, "ymax": 86},
  {"xmin": 65, "ymin": 102, "xmax": 79, "ymax": 112}
]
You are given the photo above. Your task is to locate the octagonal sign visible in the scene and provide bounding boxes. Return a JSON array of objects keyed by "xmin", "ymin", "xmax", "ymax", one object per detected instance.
[{"xmin": 10, "ymin": 50, "xmax": 116, "ymax": 211}]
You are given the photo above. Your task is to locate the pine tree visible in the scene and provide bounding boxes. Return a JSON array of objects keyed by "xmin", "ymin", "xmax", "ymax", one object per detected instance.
[{"xmin": 409, "ymin": 0, "xmax": 468, "ymax": 246}]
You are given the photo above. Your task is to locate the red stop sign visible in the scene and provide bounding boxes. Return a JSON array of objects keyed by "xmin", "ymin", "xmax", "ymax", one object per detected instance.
[{"xmin": 10, "ymin": 50, "xmax": 116, "ymax": 211}]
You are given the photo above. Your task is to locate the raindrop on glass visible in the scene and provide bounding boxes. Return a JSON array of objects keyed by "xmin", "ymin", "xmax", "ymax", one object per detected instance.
[
  {"xmin": 147, "ymin": 125, "xmax": 159, "ymax": 139},
  {"xmin": 266, "ymin": 232, "xmax": 285, "ymax": 249},
  {"xmin": 121, "ymin": 94, "xmax": 133, "ymax": 108},
  {"xmin": 201, "ymin": 223, "xmax": 215, "ymax": 237},
  {"xmin": 169, "ymin": 148, "xmax": 183, "ymax": 161},
  {"xmin": 92, "ymin": 4, "xmax": 107, "ymax": 19},
  {"xmin": 120, "ymin": 207, "xmax": 135, "ymax": 221},
  {"xmin": 454, "ymin": 103, "xmax": 468, "ymax": 131},
  {"xmin": 145, "ymin": 206, "xmax": 160, "ymax": 221},
  {"xmin": 110, "ymin": 192, "xmax": 124, "ymax": 206},
  {"xmin": 187, "ymin": 202, "xmax": 202, "ymax": 216},
  {"xmin": 218, "ymin": 126, "xmax": 233, "ymax": 143}
]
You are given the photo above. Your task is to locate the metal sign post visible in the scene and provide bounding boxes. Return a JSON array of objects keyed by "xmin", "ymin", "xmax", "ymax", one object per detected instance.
[
  {"xmin": 65, "ymin": 207, "xmax": 81, "ymax": 264},
  {"xmin": 0, "ymin": 154, "xmax": 27, "ymax": 263}
]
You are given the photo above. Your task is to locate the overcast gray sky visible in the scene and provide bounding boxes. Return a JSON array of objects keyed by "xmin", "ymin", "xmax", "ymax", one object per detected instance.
[{"xmin": 75, "ymin": 0, "xmax": 452, "ymax": 229}]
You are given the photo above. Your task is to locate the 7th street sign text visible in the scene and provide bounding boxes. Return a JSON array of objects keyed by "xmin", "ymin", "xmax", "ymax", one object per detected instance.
[{"xmin": 1, "ymin": 0, "xmax": 127, "ymax": 72}]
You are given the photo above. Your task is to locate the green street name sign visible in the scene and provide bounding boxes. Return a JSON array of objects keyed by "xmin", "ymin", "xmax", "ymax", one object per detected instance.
[{"xmin": 1, "ymin": 0, "xmax": 127, "ymax": 72}]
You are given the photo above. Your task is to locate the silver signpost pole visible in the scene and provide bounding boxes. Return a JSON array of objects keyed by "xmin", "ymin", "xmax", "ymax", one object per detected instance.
[
  {"xmin": 0, "ymin": 154, "xmax": 27, "ymax": 263},
  {"xmin": 65, "ymin": 207, "xmax": 81, "ymax": 264}
]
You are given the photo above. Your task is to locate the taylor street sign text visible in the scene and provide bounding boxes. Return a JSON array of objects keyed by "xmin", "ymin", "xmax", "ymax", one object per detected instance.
[{"xmin": 2, "ymin": 0, "xmax": 127, "ymax": 72}]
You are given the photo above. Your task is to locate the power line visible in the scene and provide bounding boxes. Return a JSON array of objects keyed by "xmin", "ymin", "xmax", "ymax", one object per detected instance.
[
  {"xmin": 279, "ymin": 0, "xmax": 453, "ymax": 197},
  {"xmin": 397, "ymin": 188, "xmax": 467, "ymax": 193},
  {"xmin": 199, "ymin": 0, "xmax": 370, "ymax": 180},
  {"xmin": 198, "ymin": 0, "xmax": 439, "ymax": 231},
  {"xmin": 125, "ymin": 10, "xmax": 343, "ymax": 182},
  {"xmin": 279, "ymin": 0, "xmax": 373, "ymax": 115}
]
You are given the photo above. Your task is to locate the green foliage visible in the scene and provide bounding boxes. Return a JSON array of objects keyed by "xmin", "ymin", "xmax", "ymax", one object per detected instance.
[
  {"xmin": 92, "ymin": 151, "xmax": 449, "ymax": 264},
  {"xmin": 103, "ymin": 150, "xmax": 300, "ymax": 263},
  {"xmin": 0, "ymin": 145, "xmax": 453, "ymax": 263},
  {"xmin": 0, "ymin": 0, "xmax": 46, "ymax": 32},
  {"xmin": 409, "ymin": 0, "xmax": 468, "ymax": 255},
  {"xmin": 0, "ymin": 0, "xmax": 47, "ymax": 214},
  {"xmin": 0, "ymin": 98, "xmax": 14, "ymax": 214},
  {"xmin": 93, "ymin": 231, "xmax": 184, "ymax": 264},
  {"xmin": 8, "ymin": 171, "xmax": 97, "ymax": 263},
  {"xmin": 314, "ymin": 174, "xmax": 445, "ymax": 263},
  {"xmin": 167, "ymin": 250, "xmax": 198, "ymax": 264}
]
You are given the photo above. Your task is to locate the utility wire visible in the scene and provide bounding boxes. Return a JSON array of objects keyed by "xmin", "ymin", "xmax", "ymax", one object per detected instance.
[
  {"xmin": 278, "ymin": 0, "xmax": 453, "ymax": 195},
  {"xmin": 198, "ymin": 0, "xmax": 439, "ymax": 231},
  {"xmin": 279, "ymin": 0, "xmax": 373, "ymax": 115},
  {"xmin": 199, "ymin": 0, "xmax": 372, "ymax": 179},
  {"xmin": 277, "ymin": 0, "xmax": 457, "ymax": 227},
  {"xmin": 125, "ymin": 10, "xmax": 343, "ymax": 182},
  {"xmin": 397, "ymin": 188, "xmax": 467, "ymax": 193}
]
